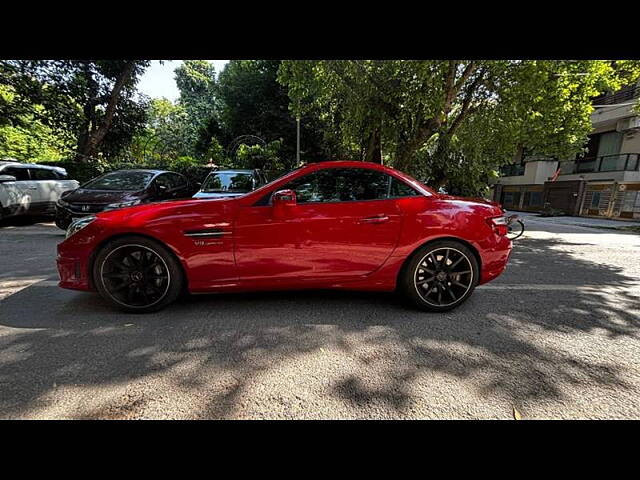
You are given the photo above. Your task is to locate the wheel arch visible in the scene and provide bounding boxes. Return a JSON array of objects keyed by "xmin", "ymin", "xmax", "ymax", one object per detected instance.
[
  {"xmin": 395, "ymin": 236, "xmax": 482, "ymax": 290},
  {"xmin": 88, "ymin": 232, "xmax": 189, "ymax": 291}
]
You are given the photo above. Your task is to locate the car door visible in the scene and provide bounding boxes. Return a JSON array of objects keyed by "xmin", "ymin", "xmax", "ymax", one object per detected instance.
[
  {"xmin": 28, "ymin": 167, "xmax": 71, "ymax": 214},
  {"xmin": 167, "ymin": 172, "xmax": 190, "ymax": 199},
  {"xmin": 0, "ymin": 166, "xmax": 38, "ymax": 215},
  {"xmin": 234, "ymin": 167, "xmax": 404, "ymax": 284},
  {"xmin": 151, "ymin": 174, "xmax": 174, "ymax": 201}
]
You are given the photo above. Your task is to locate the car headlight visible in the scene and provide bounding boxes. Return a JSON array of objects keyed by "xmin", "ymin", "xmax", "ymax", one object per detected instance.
[
  {"xmin": 104, "ymin": 199, "xmax": 141, "ymax": 210},
  {"xmin": 57, "ymin": 198, "xmax": 70, "ymax": 207},
  {"xmin": 66, "ymin": 216, "xmax": 96, "ymax": 239}
]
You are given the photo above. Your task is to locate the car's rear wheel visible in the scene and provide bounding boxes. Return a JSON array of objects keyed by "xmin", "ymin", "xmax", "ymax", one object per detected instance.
[
  {"xmin": 400, "ymin": 240, "xmax": 479, "ymax": 312},
  {"xmin": 92, "ymin": 235, "xmax": 184, "ymax": 313}
]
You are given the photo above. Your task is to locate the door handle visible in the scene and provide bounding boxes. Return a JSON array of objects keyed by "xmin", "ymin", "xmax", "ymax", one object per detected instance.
[{"xmin": 359, "ymin": 215, "xmax": 389, "ymax": 224}]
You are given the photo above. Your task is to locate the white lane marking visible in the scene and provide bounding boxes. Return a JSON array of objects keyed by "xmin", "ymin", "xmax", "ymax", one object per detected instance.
[{"xmin": 479, "ymin": 283, "xmax": 640, "ymax": 292}]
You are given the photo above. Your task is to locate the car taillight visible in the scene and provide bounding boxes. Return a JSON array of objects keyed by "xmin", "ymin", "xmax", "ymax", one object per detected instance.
[{"xmin": 487, "ymin": 216, "xmax": 508, "ymax": 236}]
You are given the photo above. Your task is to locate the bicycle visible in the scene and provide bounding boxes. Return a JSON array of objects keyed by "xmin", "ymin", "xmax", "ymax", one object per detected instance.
[{"xmin": 505, "ymin": 214, "xmax": 525, "ymax": 240}]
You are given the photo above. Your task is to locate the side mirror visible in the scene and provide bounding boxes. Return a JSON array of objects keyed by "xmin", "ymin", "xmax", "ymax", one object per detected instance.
[
  {"xmin": 272, "ymin": 189, "xmax": 296, "ymax": 219},
  {"xmin": 272, "ymin": 189, "xmax": 296, "ymax": 207},
  {"xmin": 0, "ymin": 175, "xmax": 17, "ymax": 183}
]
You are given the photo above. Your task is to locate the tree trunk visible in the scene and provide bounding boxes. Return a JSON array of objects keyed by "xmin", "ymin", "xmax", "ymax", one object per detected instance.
[
  {"xmin": 74, "ymin": 61, "xmax": 137, "ymax": 162},
  {"xmin": 364, "ymin": 127, "xmax": 382, "ymax": 163}
]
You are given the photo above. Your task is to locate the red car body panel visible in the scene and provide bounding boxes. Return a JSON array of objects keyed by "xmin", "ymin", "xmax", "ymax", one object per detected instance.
[{"xmin": 57, "ymin": 161, "xmax": 512, "ymax": 295}]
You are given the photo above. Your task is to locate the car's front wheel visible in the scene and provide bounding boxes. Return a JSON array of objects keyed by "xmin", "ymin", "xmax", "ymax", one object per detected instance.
[
  {"xmin": 92, "ymin": 235, "xmax": 184, "ymax": 313},
  {"xmin": 400, "ymin": 240, "xmax": 480, "ymax": 312}
]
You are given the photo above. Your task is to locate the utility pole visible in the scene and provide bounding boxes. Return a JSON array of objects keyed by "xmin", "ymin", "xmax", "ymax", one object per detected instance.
[{"xmin": 296, "ymin": 115, "xmax": 301, "ymax": 165}]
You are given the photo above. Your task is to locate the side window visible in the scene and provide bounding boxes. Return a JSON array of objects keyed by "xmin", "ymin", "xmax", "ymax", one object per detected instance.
[
  {"xmin": 29, "ymin": 168, "xmax": 58, "ymax": 180},
  {"xmin": 389, "ymin": 177, "xmax": 419, "ymax": 197},
  {"xmin": 281, "ymin": 168, "xmax": 392, "ymax": 204},
  {"xmin": 3, "ymin": 167, "xmax": 30, "ymax": 181},
  {"xmin": 282, "ymin": 169, "xmax": 339, "ymax": 203},
  {"xmin": 336, "ymin": 169, "xmax": 389, "ymax": 201},
  {"xmin": 155, "ymin": 174, "xmax": 172, "ymax": 190},
  {"xmin": 168, "ymin": 173, "xmax": 186, "ymax": 189}
]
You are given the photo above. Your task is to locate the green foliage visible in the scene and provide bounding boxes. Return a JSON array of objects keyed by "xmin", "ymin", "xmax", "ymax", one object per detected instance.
[
  {"xmin": 40, "ymin": 154, "xmax": 212, "ymax": 186},
  {"xmin": 174, "ymin": 60, "xmax": 221, "ymax": 157},
  {"xmin": 0, "ymin": 85, "xmax": 72, "ymax": 161},
  {"xmin": 218, "ymin": 60, "xmax": 335, "ymax": 166},
  {"xmin": 279, "ymin": 60, "xmax": 640, "ymax": 195},
  {"xmin": 236, "ymin": 140, "xmax": 285, "ymax": 178},
  {"xmin": 0, "ymin": 60, "xmax": 150, "ymax": 161}
]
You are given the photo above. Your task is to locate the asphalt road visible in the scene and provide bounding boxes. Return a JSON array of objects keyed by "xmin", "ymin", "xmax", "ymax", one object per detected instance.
[{"xmin": 1, "ymin": 215, "xmax": 639, "ymax": 419}]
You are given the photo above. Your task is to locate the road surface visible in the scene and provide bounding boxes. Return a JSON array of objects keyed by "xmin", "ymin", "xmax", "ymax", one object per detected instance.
[{"xmin": 1, "ymin": 216, "xmax": 639, "ymax": 419}]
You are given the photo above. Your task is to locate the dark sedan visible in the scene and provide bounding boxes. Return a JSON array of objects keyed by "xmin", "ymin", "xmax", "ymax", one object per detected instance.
[{"xmin": 55, "ymin": 169, "xmax": 193, "ymax": 230}]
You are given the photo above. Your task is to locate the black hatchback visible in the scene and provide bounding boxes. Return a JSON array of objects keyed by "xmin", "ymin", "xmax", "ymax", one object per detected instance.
[{"xmin": 55, "ymin": 169, "xmax": 194, "ymax": 230}]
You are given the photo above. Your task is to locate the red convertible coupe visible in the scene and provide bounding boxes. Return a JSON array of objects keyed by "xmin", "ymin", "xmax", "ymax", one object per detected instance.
[{"xmin": 57, "ymin": 161, "xmax": 512, "ymax": 313}]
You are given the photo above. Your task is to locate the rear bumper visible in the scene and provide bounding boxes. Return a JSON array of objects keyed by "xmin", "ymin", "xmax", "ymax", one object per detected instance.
[{"xmin": 478, "ymin": 236, "xmax": 512, "ymax": 285}]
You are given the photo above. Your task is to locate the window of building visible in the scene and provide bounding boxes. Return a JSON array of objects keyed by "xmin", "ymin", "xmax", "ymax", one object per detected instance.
[{"xmin": 590, "ymin": 191, "xmax": 602, "ymax": 209}]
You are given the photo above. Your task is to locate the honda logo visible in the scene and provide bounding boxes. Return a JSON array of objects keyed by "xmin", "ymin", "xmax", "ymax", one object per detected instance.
[{"xmin": 81, "ymin": 205, "xmax": 90, "ymax": 212}]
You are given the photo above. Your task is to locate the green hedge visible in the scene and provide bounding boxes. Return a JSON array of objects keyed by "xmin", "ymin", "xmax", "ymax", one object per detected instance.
[{"xmin": 38, "ymin": 157, "xmax": 214, "ymax": 186}]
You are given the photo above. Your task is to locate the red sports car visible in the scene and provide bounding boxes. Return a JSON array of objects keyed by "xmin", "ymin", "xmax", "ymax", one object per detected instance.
[{"xmin": 57, "ymin": 161, "xmax": 512, "ymax": 313}]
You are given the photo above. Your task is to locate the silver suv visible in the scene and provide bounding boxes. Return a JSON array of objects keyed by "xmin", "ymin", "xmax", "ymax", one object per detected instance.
[{"xmin": 0, "ymin": 161, "xmax": 79, "ymax": 221}]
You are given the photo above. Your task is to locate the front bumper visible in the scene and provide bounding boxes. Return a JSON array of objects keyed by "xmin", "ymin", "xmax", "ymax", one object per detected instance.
[
  {"xmin": 57, "ymin": 251, "xmax": 92, "ymax": 291},
  {"xmin": 56, "ymin": 229, "xmax": 98, "ymax": 292},
  {"xmin": 56, "ymin": 204, "xmax": 98, "ymax": 223}
]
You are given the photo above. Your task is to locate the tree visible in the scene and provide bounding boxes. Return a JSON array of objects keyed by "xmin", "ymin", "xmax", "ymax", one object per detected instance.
[
  {"xmin": 0, "ymin": 85, "xmax": 71, "ymax": 161},
  {"xmin": 174, "ymin": 60, "xmax": 221, "ymax": 157},
  {"xmin": 218, "ymin": 60, "xmax": 335, "ymax": 167},
  {"xmin": 235, "ymin": 139, "xmax": 285, "ymax": 178},
  {"xmin": 279, "ymin": 60, "xmax": 640, "ymax": 194},
  {"xmin": 0, "ymin": 60, "xmax": 150, "ymax": 162}
]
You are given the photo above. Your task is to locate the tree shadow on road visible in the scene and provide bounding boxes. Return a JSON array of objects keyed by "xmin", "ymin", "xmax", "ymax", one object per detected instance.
[{"xmin": 0, "ymin": 234, "xmax": 638, "ymax": 419}]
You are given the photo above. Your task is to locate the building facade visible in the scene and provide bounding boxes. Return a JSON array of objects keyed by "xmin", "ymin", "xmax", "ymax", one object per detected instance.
[{"xmin": 491, "ymin": 83, "xmax": 640, "ymax": 220}]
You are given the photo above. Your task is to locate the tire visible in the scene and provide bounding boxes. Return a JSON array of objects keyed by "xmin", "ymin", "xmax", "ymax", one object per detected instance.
[
  {"xmin": 507, "ymin": 220, "xmax": 524, "ymax": 240},
  {"xmin": 55, "ymin": 216, "xmax": 71, "ymax": 230},
  {"xmin": 399, "ymin": 240, "xmax": 480, "ymax": 312},
  {"xmin": 92, "ymin": 235, "xmax": 185, "ymax": 313}
]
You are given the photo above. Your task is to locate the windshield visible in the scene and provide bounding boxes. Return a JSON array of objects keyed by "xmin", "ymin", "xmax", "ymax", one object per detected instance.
[
  {"xmin": 83, "ymin": 171, "xmax": 155, "ymax": 191},
  {"xmin": 201, "ymin": 172, "xmax": 254, "ymax": 193}
]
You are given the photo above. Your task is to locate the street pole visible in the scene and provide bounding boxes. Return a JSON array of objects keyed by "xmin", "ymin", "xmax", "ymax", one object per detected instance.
[{"xmin": 296, "ymin": 116, "xmax": 301, "ymax": 165}]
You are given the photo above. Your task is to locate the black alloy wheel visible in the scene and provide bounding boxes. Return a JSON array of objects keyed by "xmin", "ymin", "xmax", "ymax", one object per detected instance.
[
  {"xmin": 400, "ymin": 240, "xmax": 479, "ymax": 312},
  {"xmin": 93, "ymin": 236, "xmax": 184, "ymax": 313}
]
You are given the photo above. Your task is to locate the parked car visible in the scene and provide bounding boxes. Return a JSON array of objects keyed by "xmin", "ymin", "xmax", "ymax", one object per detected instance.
[
  {"xmin": 192, "ymin": 169, "xmax": 268, "ymax": 199},
  {"xmin": 0, "ymin": 161, "xmax": 79, "ymax": 221},
  {"xmin": 55, "ymin": 169, "xmax": 193, "ymax": 230},
  {"xmin": 57, "ymin": 161, "xmax": 513, "ymax": 313}
]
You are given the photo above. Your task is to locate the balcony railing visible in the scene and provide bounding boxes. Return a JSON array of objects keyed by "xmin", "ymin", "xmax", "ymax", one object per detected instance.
[
  {"xmin": 592, "ymin": 85, "xmax": 640, "ymax": 106},
  {"xmin": 499, "ymin": 164, "xmax": 525, "ymax": 176},
  {"xmin": 559, "ymin": 153, "xmax": 640, "ymax": 175}
]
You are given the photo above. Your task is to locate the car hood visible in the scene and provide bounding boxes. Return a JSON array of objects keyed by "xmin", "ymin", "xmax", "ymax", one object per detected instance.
[
  {"xmin": 94, "ymin": 196, "xmax": 236, "ymax": 225},
  {"xmin": 62, "ymin": 188, "xmax": 146, "ymax": 204}
]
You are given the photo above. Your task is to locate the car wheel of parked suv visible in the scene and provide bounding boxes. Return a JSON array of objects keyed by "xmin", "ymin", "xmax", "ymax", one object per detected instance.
[
  {"xmin": 400, "ymin": 240, "xmax": 480, "ymax": 312},
  {"xmin": 92, "ymin": 235, "xmax": 184, "ymax": 313},
  {"xmin": 55, "ymin": 216, "xmax": 71, "ymax": 230}
]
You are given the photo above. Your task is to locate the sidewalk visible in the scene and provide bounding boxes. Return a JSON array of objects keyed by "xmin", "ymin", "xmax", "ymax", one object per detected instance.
[{"xmin": 507, "ymin": 210, "xmax": 640, "ymax": 230}]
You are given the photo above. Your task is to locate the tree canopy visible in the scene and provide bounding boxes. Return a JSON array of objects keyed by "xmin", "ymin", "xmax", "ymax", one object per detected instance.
[
  {"xmin": 279, "ymin": 60, "xmax": 640, "ymax": 194},
  {"xmin": 2, "ymin": 59, "xmax": 639, "ymax": 194},
  {"xmin": 0, "ymin": 60, "xmax": 151, "ymax": 162}
]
